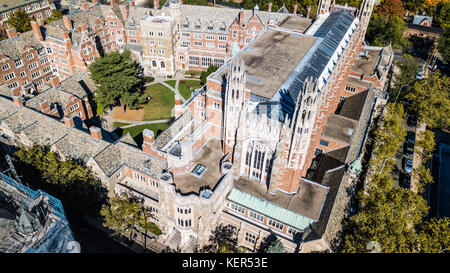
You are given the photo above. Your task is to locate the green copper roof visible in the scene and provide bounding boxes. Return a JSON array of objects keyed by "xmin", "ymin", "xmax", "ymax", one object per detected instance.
[
  {"xmin": 227, "ymin": 188, "xmax": 315, "ymax": 230},
  {"xmin": 349, "ymin": 157, "xmax": 362, "ymax": 174}
]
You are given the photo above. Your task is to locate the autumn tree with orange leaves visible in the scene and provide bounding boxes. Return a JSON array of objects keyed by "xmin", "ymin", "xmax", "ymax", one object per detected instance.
[{"xmin": 377, "ymin": 0, "xmax": 405, "ymax": 23}]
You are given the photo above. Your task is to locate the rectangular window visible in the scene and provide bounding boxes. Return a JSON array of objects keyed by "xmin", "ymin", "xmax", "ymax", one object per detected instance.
[
  {"xmin": 2, "ymin": 64, "xmax": 10, "ymax": 71},
  {"xmin": 249, "ymin": 211, "xmax": 264, "ymax": 222},
  {"xmin": 20, "ymin": 71, "xmax": 26, "ymax": 78},
  {"xmin": 4, "ymin": 72, "xmax": 15, "ymax": 81},
  {"xmin": 40, "ymin": 57, "xmax": 48, "ymax": 64},
  {"xmin": 345, "ymin": 85, "xmax": 356, "ymax": 92},
  {"xmin": 245, "ymin": 232, "xmax": 256, "ymax": 244},
  {"xmin": 28, "ymin": 62, "xmax": 38, "ymax": 70},
  {"xmin": 201, "ymin": 57, "xmax": 211, "ymax": 67},
  {"xmin": 31, "ymin": 71, "xmax": 41, "ymax": 79},
  {"xmin": 268, "ymin": 219, "xmax": 284, "ymax": 230},
  {"xmin": 181, "ymin": 32, "xmax": 190, "ymax": 37},
  {"xmin": 43, "ymin": 66, "xmax": 51, "ymax": 73},
  {"xmin": 189, "ymin": 56, "xmax": 199, "ymax": 66},
  {"xmin": 193, "ymin": 33, "xmax": 202, "ymax": 39},
  {"xmin": 193, "ymin": 41, "xmax": 202, "ymax": 46},
  {"xmin": 230, "ymin": 202, "xmax": 245, "ymax": 213},
  {"xmin": 26, "ymin": 54, "xmax": 34, "ymax": 60},
  {"xmin": 218, "ymin": 36, "xmax": 227, "ymax": 41},
  {"xmin": 213, "ymin": 58, "xmax": 224, "ymax": 66},
  {"xmin": 7, "ymin": 82, "xmax": 18, "ymax": 89},
  {"xmin": 14, "ymin": 59, "xmax": 23, "ymax": 67},
  {"xmin": 206, "ymin": 34, "xmax": 214, "ymax": 40}
]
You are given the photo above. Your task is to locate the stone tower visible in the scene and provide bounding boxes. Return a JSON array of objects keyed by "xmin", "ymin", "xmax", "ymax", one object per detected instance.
[
  {"xmin": 317, "ymin": 0, "xmax": 332, "ymax": 15},
  {"xmin": 223, "ymin": 59, "xmax": 246, "ymax": 158},
  {"xmin": 358, "ymin": 0, "xmax": 376, "ymax": 40}
]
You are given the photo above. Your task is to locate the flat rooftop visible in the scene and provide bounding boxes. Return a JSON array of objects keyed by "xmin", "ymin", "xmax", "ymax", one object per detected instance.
[
  {"xmin": 351, "ymin": 49, "xmax": 383, "ymax": 75},
  {"xmin": 212, "ymin": 29, "xmax": 317, "ymax": 99},
  {"xmin": 173, "ymin": 138, "xmax": 224, "ymax": 195},
  {"xmin": 279, "ymin": 16, "xmax": 313, "ymax": 33},
  {"xmin": 233, "ymin": 176, "xmax": 329, "ymax": 221}
]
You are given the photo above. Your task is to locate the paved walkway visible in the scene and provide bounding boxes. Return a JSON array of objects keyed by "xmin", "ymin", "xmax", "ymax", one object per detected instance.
[
  {"xmin": 117, "ymin": 119, "xmax": 171, "ymax": 129},
  {"xmin": 144, "ymin": 76, "xmax": 201, "ymax": 104}
]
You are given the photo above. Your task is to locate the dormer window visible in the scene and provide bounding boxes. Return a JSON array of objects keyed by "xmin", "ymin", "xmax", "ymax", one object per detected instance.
[
  {"xmin": 195, "ymin": 25, "xmax": 201, "ymax": 30},
  {"xmin": 207, "ymin": 26, "xmax": 213, "ymax": 30},
  {"xmin": 183, "ymin": 24, "xmax": 188, "ymax": 28}
]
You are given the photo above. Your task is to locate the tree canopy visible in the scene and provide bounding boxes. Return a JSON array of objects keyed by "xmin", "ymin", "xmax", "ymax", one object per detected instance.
[
  {"xmin": 44, "ymin": 10, "xmax": 64, "ymax": 24},
  {"xmin": 341, "ymin": 103, "xmax": 449, "ymax": 253},
  {"xmin": 89, "ymin": 49, "xmax": 146, "ymax": 111},
  {"xmin": 366, "ymin": 14, "xmax": 410, "ymax": 49},
  {"xmin": 263, "ymin": 239, "xmax": 287, "ymax": 253},
  {"xmin": 376, "ymin": 0, "xmax": 405, "ymax": 23},
  {"xmin": 405, "ymin": 70, "xmax": 450, "ymax": 129},
  {"xmin": 200, "ymin": 225, "xmax": 246, "ymax": 253},
  {"xmin": 13, "ymin": 145, "xmax": 105, "ymax": 218},
  {"xmin": 100, "ymin": 192, "xmax": 162, "ymax": 238},
  {"xmin": 200, "ymin": 65, "xmax": 219, "ymax": 85},
  {"xmin": 7, "ymin": 10, "xmax": 32, "ymax": 33}
]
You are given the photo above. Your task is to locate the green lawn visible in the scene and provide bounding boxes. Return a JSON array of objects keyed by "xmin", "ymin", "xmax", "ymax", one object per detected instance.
[
  {"xmin": 121, "ymin": 123, "xmax": 169, "ymax": 138},
  {"xmin": 113, "ymin": 122, "xmax": 131, "ymax": 128},
  {"xmin": 178, "ymin": 80, "xmax": 203, "ymax": 100},
  {"xmin": 143, "ymin": 83, "xmax": 175, "ymax": 120},
  {"xmin": 165, "ymin": 80, "xmax": 177, "ymax": 89}
]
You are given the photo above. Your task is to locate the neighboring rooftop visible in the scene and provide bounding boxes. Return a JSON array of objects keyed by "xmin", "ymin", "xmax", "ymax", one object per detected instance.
[
  {"xmin": 172, "ymin": 138, "xmax": 224, "ymax": 195},
  {"xmin": 321, "ymin": 114, "xmax": 358, "ymax": 145}
]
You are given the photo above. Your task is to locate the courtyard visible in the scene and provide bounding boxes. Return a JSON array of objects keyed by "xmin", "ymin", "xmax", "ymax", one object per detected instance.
[{"xmin": 110, "ymin": 78, "xmax": 202, "ymax": 139}]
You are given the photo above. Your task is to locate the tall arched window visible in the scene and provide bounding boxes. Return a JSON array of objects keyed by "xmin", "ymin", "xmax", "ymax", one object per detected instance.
[
  {"xmin": 152, "ymin": 60, "xmax": 157, "ymax": 67},
  {"xmin": 161, "ymin": 61, "xmax": 165, "ymax": 68}
]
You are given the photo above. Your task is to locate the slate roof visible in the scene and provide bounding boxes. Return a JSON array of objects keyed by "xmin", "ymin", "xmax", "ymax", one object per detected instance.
[
  {"xmin": 155, "ymin": 110, "xmax": 193, "ymax": 150},
  {"xmin": 412, "ymin": 15, "xmax": 433, "ymax": 26},
  {"xmin": 0, "ymin": 31, "xmax": 43, "ymax": 60},
  {"xmin": 279, "ymin": 10, "xmax": 356, "ymax": 107},
  {"xmin": 92, "ymin": 141, "xmax": 167, "ymax": 178},
  {"xmin": 179, "ymin": 4, "xmax": 293, "ymax": 34},
  {"xmin": 25, "ymin": 87, "xmax": 74, "ymax": 115}
]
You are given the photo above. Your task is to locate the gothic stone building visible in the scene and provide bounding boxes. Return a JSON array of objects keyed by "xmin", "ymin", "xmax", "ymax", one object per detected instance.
[{"xmin": 0, "ymin": 0, "xmax": 391, "ymax": 253}]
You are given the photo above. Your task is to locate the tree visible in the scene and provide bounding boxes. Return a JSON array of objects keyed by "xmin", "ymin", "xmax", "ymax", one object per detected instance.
[
  {"xmin": 100, "ymin": 193, "xmax": 142, "ymax": 237},
  {"xmin": 405, "ymin": 70, "xmax": 450, "ymax": 129},
  {"xmin": 390, "ymin": 54, "xmax": 419, "ymax": 103},
  {"xmin": 263, "ymin": 239, "xmax": 286, "ymax": 253},
  {"xmin": 89, "ymin": 49, "xmax": 146, "ymax": 111},
  {"xmin": 14, "ymin": 146, "xmax": 105, "ymax": 218},
  {"xmin": 101, "ymin": 192, "xmax": 162, "ymax": 244},
  {"xmin": 7, "ymin": 10, "xmax": 32, "ymax": 33},
  {"xmin": 438, "ymin": 27, "xmax": 450, "ymax": 63},
  {"xmin": 200, "ymin": 65, "xmax": 219, "ymax": 85},
  {"xmin": 434, "ymin": 1, "xmax": 450, "ymax": 28},
  {"xmin": 200, "ymin": 225, "xmax": 246, "ymax": 253},
  {"xmin": 366, "ymin": 14, "xmax": 410, "ymax": 49},
  {"xmin": 417, "ymin": 217, "xmax": 450, "ymax": 253},
  {"xmin": 44, "ymin": 10, "xmax": 63, "ymax": 24},
  {"xmin": 377, "ymin": 0, "xmax": 405, "ymax": 23}
]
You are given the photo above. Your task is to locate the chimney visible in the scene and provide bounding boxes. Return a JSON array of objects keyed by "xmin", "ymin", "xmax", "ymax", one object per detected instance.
[
  {"xmin": 50, "ymin": 75, "xmax": 60, "ymax": 88},
  {"xmin": 81, "ymin": 1, "xmax": 89, "ymax": 11},
  {"xmin": 306, "ymin": 6, "xmax": 311, "ymax": 19},
  {"xmin": 64, "ymin": 115, "xmax": 74, "ymax": 128},
  {"xmin": 39, "ymin": 99, "xmax": 50, "ymax": 114},
  {"xmin": 89, "ymin": 126, "xmax": 102, "ymax": 140},
  {"xmin": 12, "ymin": 96, "xmax": 24, "ymax": 107},
  {"xmin": 62, "ymin": 30, "xmax": 72, "ymax": 48},
  {"xmin": 239, "ymin": 10, "xmax": 244, "ymax": 26},
  {"xmin": 63, "ymin": 15, "xmax": 72, "ymax": 30},
  {"xmin": 268, "ymin": 2, "xmax": 272, "ymax": 12},
  {"xmin": 175, "ymin": 94, "xmax": 182, "ymax": 106},
  {"xmin": 293, "ymin": 4, "xmax": 298, "ymax": 14},
  {"xmin": 142, "ymin": 129, "xmax": 157, "ymax": 155},
  {"xmin": 6, "ymin": 28, "xmax": 18, "ymax": 39},
  {"xmin": 110, "ymin": 0, "xmax": 115, "ymax": 6},
  {"xmin": 31, "ymin": 20, "xmax": 43, "ymax": 41},
  {"xmin": 154, "ymin": 0, "xmax": 159, "ymax": 9},
  {"xmin": 124, "ymin": 4, "xmax": 129, "ymax": 22}
]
